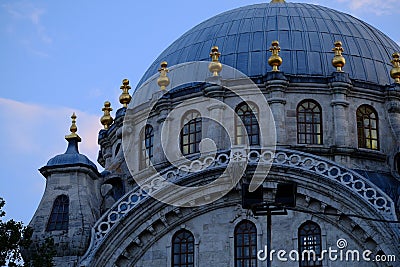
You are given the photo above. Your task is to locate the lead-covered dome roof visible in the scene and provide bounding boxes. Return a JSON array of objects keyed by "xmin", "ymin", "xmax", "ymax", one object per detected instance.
[
  {"xmin": 137, "ymin": 2, "xmax": 400, "ymax": 88},
  {"xmin": 44, "ymin": 139, "xmax": 97, "ymax": 171}
]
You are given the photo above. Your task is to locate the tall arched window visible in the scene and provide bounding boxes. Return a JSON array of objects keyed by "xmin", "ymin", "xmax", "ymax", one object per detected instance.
[
  {"xmin": 298, "ymin": 221, "xmax": 322, "ymax": 267},
  {"xmin": 140, "ymin": 125, "xmax": 154, "ymax": 170},
  {"xmin": 46, "ymin": 195, "xmax": 69, "ymax": 231},
  {"xmin": 172, "ymin": 229, "xmax": 194, "ymax": 267},
  {"xmin": 356, "ymin": 105, "xmax": 379, "ymax": 150},
  {"xmin": 234, "ymin": 220, "xmax": 257, "ymax": 267},
  {"xmin": 236, "ymin": 102, "xmax": 260, "ymax": 146},
  {"xmin": 180, "ymin": 111, "xmax": 201, "ymax": 155},
  {"xmin": 297, "ymin": 100, "xmax": 323, "ymax": 145}
]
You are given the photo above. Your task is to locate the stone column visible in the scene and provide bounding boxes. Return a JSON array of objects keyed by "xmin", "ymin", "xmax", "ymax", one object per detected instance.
[
  {"xmin": 385, "ymin": 84, "xmax": 400, "ymax": 149},
  {"xmin": 266, "ymin": 72, "xmax": 288, "ymax": 146},
  {"xmin": 330, "ymin": 72, "xmax": 352, "ymax": 148}
]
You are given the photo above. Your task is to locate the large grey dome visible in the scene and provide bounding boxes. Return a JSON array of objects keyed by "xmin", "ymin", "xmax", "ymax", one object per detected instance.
[{"xmin": 137, "ymin": 2, "xmax": 400, "ymax": 88}]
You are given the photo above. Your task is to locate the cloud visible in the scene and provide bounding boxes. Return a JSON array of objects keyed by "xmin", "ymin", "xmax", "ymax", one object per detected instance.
[
  {"xmin": 2, "ymin": 2, "xmax": 52, "ymax": 47},
  {"xmin": 0, "ymin": 98, "xmax": 101, "ymax": 167},
  {"xmin": 336, "ymin": 0, "xmax": 400, "ymax": 15}
]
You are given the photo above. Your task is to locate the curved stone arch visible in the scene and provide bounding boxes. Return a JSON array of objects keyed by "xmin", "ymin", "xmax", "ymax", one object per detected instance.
[
  {"xmin": 79, "ymin": 148, "xmax": 398, "ymax": 266},
  {"xmin": 81, "ymin": 192, "xmax": 395, "ymax": 267}
]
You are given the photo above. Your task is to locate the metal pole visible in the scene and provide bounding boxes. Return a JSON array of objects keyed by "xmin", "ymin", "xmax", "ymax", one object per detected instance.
[{"xmin": 267, "ymin": 208, "xmax": 271, "ymax": 267}]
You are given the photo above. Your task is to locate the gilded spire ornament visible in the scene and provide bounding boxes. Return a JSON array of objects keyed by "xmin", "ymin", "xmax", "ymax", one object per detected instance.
[
  {"xmin": 65, "ymin": 112, "xmax": 81, "ymax": 141},
  {"xmin": 208, "ymin": 46, "xmax": 222, "ymax": 76},
  {"xmin": 390, "ymin": 52, "xmax": 400, "ymax": 84},
  {"xmin": 332, "ymin": 41, "xmax": 346, "ymax": 72},
  {"xmin": 157, "ymin": 61, "xmax": 170, "ymax": 90},
  {"xmin": 100, "ymin": 101, "xmax": 113, "ymax": 130},
  {"xmin": 119, "ymin": 79, "xmax": 132, "ymax": 108},
  {"xmin": 271, "ymin": 0, "xmax": 285, "ymax": 3},
  {"xmin": 268, "ymin": 40, "xmax": 282, "ymax": 72}
]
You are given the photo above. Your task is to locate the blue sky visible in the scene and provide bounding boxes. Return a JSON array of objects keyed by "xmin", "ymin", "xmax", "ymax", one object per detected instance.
[{"xmin": 0, "ymin": 0, "xmax": 399, "ymax": 224}]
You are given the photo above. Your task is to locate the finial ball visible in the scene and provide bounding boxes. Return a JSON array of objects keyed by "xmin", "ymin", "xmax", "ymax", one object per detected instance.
[
  {"xmin": 160, "ymin": 61, "xmax": 168, "ymax": 68},
  {"xmin": 334, "ymin": 41, "xmax": 343, "ymax": 48},
  {"xmin": 158, "ymin": 61, "xmax": 170, "ymax": 90},
  {"xmin": 390, "ymin": 52, "xmax": 400, "ymax": 84}
]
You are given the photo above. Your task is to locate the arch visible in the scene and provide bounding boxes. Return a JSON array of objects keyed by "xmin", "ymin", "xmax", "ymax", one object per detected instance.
[
  {"xmin": 79, "ymin": 149, "xmax": 398, "ymax": 267},
  {"xmin": 172, "ymin": 229, "xmax": 195, "ymax": 267},
  {"xmin": 180, "ymin": 110, "xmax": 202, "ymax": 156},
  {"xmin": 234, "ymin": 220, "xmax": 257, "ymax": 267},
  {"xmin": 298, "ymin": 221, "xmax": 322, "ymax": 267},
  {"xmin": 297, "ymin": 100, "xmax": 323, "ymax": 145},
  {"xmin": 235, "ymin": 102, "xmax": 260, "ymax": 146},
  {"xmin": 356, "ymin": 105, "xmax": 379, "ymax": 150},
  {"xmin": 140, "ymin": 124, "xmax": 154, "ymax": 170},
  {"xmin": 46, "ymin": 194, "xmax": 69, "ymax": 231}
]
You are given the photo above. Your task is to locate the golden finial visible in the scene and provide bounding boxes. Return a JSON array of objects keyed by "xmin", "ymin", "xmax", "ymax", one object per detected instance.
[
  {"xmin": 332, "ymin": 41, "xmax": 346, "ymax": 72},
  {"xmin": 119, "ymin": 79, "xmax": 131, "ymax": 108},
  {"xmin": 65, "ymin": 112, "xmax": 81, "ymax": 141},
  {"xmin": 390, "ymin": 52, "xmax": 400, "ymax": 84},
  {"xmin": 271, "ymin": 0, "xmax": 285, "ymax": 3},
  {"xmin": 208, "ymin": 46, "xmax": 222, "ymax": 76},
  {"xmin": 100, "ymin": 101, "xmax": 113, "ymax": 130},
  {"xmin": 157, "ymin": 61, "xmax": 170, "ymax": 90},
  {"xmin": 268, "ymin": 40, "xmax": 283, "ymax": 72}
]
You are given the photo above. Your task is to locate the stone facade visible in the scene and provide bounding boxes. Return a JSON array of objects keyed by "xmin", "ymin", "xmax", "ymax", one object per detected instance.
[{"xmin": 27, "ymin": 2, "xmax": 400, "ymax": 267}]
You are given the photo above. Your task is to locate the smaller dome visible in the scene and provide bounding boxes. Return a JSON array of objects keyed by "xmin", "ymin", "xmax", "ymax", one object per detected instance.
[{"xmin": 45, "ymin": 139, "xmax": 97, "ymax": 171}]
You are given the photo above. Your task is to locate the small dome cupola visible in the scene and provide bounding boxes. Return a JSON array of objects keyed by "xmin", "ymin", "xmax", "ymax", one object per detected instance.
[{"xmin": 42, "ymin": 113, "xmax": 97, "ymax": 172}]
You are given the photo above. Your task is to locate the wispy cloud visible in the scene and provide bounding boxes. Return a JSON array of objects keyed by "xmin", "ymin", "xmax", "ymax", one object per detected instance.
[
  {"xmin": 336, "ymin": 0, "xmax": 400, "ymax": 15},
  {"xmin": 2, "ymin": 2, "xmax": 52, "ymax": 56}
]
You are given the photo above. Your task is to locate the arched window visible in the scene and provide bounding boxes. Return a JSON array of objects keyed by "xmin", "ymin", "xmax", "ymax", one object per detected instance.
[
  {"xmin": 236, "ymin": 102, "xmax": 260, "ymax": 146},
  {"xmin": 46, "ymin": 195, "xmax": 69, "ymax": 231},
  {"xmin": 234, "ymin": 220, "xmax": 257, "ymax": 267},
  {"xmin": 180, "ymin": 111, "xmax": 201, "ymax": 155},
  {"xmin": 140, "ymin": 125, "xmax": 154, "ymax": 170},
  {"xmin": 297, "ymin": 100, "xmax": 323, "ymax": 145},
  {"xmin": 172, "ymin": 229, "xmax": 194, "ymax": 267},
  {"xmin": 298, "ymin": 221, "xmax": 322, "ymax": 267},
  {"xmin": 356, "ymin": 105, "xmax": 379, "ymax": 150}
]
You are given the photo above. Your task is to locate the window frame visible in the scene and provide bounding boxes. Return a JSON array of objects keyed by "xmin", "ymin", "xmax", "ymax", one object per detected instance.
[
  {"xmin": 46, "ymin": 194, "xmax": 69, "ymax": 231},
  {"xmin": 298, "ymin": 221, "xmax": 322, "ymax": 267},
  {"xmin": 356, "ymin": 105, "xmax": 379, "ymax": 150},
  {"xmin": 139, "ymin": 124, "xmax": 154, "ymax": 170},
  {"xmin": 235, "ymin": 102, "xmax": 260, "ymax": 146},
  {"xmin": 296, "ymin": 100, "xmax": 323, "ymax": 145},
  {"xmin": 172, "ymin": 229, "xmax": 195, "ymax": 267},
  {"xmin": 234, "ymin": 220, "xmax": 258, "ymax": 267},
  {"xmin": 180, "ymin": 111, "xmax": 202, "ymax": 156}
]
